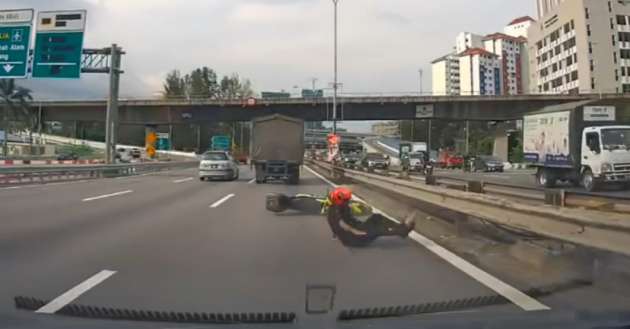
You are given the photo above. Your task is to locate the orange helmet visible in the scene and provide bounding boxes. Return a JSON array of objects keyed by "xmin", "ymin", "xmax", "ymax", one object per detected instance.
[{"xmin": 329, "ymin": 187, "xmax": 352, "ymax": 206}]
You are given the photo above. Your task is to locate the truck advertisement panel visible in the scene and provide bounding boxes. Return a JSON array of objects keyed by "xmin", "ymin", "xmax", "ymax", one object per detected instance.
[{"xmin": 523, "ymin": 111, "xmax": 571, "ymax": 166}]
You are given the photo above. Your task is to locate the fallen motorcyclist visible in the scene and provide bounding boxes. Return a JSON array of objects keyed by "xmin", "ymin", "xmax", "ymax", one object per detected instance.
[{"xmin": 266, "ymin": 187, "xmax": 416, "ymax": 247}]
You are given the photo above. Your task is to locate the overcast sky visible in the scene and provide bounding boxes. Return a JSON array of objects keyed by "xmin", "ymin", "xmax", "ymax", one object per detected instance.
[{"xmin": 5, "ymin": 0, "xmax": 535, "ymax": 131}]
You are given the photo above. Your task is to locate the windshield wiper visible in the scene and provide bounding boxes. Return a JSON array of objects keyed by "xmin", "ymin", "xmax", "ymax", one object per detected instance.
[{"xmin": 337, "ymin": 279, "xmax": 591, "ymax": 321}]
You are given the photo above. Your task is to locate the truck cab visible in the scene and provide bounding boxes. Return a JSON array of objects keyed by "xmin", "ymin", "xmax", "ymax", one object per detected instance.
[{"xmin": 580, "ymin": 126, "xmax": 630, "ymax": 191}]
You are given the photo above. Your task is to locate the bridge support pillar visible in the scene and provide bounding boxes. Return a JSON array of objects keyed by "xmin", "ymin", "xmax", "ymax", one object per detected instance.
[{"xmin": 493, "ymin": 123, "xmax": 509, "ymax": 163}]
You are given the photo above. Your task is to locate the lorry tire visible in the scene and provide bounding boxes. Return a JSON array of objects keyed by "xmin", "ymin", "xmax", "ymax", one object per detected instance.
[
  {"xmin": 581, "ymin": 169, "xmax": 599, "ymax": 192},
  {"xmin": 536, "ymin": 168, "xmax": 556, "ymax": 188}
]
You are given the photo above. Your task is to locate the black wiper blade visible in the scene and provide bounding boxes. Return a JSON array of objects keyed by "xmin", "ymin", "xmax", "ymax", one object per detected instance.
[{"xmin": 337, "ymin": 279, "xmax": 591, "ymax": 321}]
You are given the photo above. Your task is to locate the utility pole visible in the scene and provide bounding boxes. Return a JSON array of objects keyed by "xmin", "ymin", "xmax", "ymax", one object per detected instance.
[
  {"xmin": 332, "ymin": 0, "xmax": 339, "ymax": 134},
  {"xmin": 104, "ymin": 44, "xmax": 123, "ymax": 164},
  {"xmin": 418, "ymin": 68, "xmax": 423, "ymax": 95},
  {"xmin": 465, "ymin": 120, "xmax": 470, "ymax": 155},
  {"xmin": 311, "ymin": 78, "xmax": 318, "ymax": 95}
]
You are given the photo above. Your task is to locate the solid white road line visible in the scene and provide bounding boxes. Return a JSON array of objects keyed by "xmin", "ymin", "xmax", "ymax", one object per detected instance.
[
  {"xmin": 247, "ymin": 178, "xmax": 256, "ymax": 184},
  {"xmin": 210, "ymin": 193, "xmax": 235, "ymax": 208},
  {"xmin": 304, "ymin": 165, "xmax": 550, "ymax": 312},
  {"xmin": 82, "ymin": 190, "xmax": 133, "ymax": 202},
  {"xmin": 36, "ymin": 270, "xmax": 117, "ymax": 314},
  {"xmin": 173, "ymin": 177, "xmax": 194, "ymax": 183}
]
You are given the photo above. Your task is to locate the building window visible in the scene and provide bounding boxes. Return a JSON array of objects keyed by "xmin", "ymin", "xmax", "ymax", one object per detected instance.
[
  {"xmin": 552, "ymin": 63, "xmax": 558, "ymax": 72},
  {"xmin": 624, "ymin": 84, "xmax": 630, "ymax": 93},
  {"xmin": 608, "ymin": 1, "xmax": 612, "ymax": 13},
  {"xmin": 614, "ymin": 52, "xmax": 618, "ymax": 64},
  {"xmin": 585, "ymin": 8, "xmax": 590, "ymax": 19},
  {"xmin": 621, "ymin": 49, "xmax": 630, "ymax": 59},
  {"xmin": 590, "ymin": 60, "xmax": 594, "ymax": 71},
  {"xmin": 565, "ymin": 73, "xmax": 571, "ymax": 83},
  {"xmin": 571, "ymin": 19, "xmax": 575, "ymax": 29},
  {"xmin": 623, "ymin": 67, "xmax": 627, "ymax": 76},
  {"xmin": 571, "ymin": 70, "xmax": 579, "ymax": 81},
  {"xmin": 543, "ymin": 83, "xmax": 550, "ymax": 91},
  {"xmin": 555, "ymin": 45, "xmax": 562, "ymax": 55},
  {"xmin": 563, "ymin": 37, "xmax": 576, "ymax": 50},
  {"xmin": 589, "ymin": 43, "xmax": 593, "ymax": 54},
  {"xmin": 616, "ymin": 69, "xmax": 619, "ymax": 81},
  {"xmin": 574, "ymin": 53, "xmax": 578, "ymax": 62},
  {"xmin": 550, "ymin": 30, "xmax": 560, "ymax": 42},
  {"xmin": 542, "ymin": 52, "xmax": 548, "ymax": 61},
  {"xmin": 587, "ymin": 24, "xmax": 591, "ymax": 37},
  {"xmin": 564, "ymin": 23, "xmax": 571, "ymax": 34},
  {"xmin": 552, "ymin": 77, "xmax": 563, "ymax": 88},
  {"xmin": 567, "ymin": 55, "xmax": 573, "ymax": 66},
  {"xmin": 618, "ymin": 15, "xmax": 627, "ymax": 25},
  {"xmin": 592, "ymin": 78, "xmax": 596, "ymax": 90},
  {"xmin": 620, "ymin": 32, "xmax": 630, "ymax": 42},
  {"xmin": 611, "ymin": 17, "xmax": 615, "ymax": 30},
  {"xmin": 537, "ymin": 41, "xmax": 543, "ymax": 50},
  {"xmin": 613, "ymin": 34, "xmax": 617, "ymax": 46}
]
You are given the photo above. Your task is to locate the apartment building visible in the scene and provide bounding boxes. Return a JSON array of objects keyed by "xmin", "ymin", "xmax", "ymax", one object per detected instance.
[
  {"xmin": 431, "ymin": 53, "xmax": 460, "ymax": 96},
  {"xmin": 528, "ymin": 0, "xmax": 630, "ymax": 94},
  {"xmin": 459, "ymin": 48, "xmax": 502, "ymax": 96}
]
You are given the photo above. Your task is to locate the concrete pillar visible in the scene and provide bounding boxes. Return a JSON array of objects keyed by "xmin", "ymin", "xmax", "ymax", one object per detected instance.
[{"xmin": 493, "ymin": 123, "xmax": 509, "ymax": 163}]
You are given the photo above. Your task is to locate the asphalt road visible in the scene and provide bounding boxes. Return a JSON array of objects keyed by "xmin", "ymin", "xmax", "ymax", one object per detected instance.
[{"xmin": 1, "ymin": 166, "xmax": 630, "ymax": 328}]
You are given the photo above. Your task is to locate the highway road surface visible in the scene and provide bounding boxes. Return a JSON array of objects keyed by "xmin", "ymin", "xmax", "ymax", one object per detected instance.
[{"xmin": 2, "ymin": 166, "xmax": 630, "ymax": 328}]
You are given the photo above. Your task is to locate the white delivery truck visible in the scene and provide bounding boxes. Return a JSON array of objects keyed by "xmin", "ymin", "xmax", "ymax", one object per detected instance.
[
  {"xmin": 411, "ymin": 142, "xmax": 428, "ymax": 153},
  {"xmin": 523, "ymin": 102, "xmax": 630, "ymax": 191}
]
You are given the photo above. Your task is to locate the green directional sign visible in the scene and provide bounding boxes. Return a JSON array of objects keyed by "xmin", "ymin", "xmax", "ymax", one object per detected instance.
[
  {"xmin": 32, "ymin": 10, "xmax": 87, "ymax": 79},
  {"xmin": 211, "ymin": 135, "xmax": 231, "ymax": 151},
  {"xmin": 32, "ymin": 31, "xmax": 84, "ymax": 78},
  {"xmin": 0, "ymin": 9, "xmax": 33, "ymax": 79}
]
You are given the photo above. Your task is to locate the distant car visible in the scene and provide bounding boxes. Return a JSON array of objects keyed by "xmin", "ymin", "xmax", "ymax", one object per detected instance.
[
  {"xmin": 473, "ymin": 155, "xmax": 505, "ymax": 172},
  {"xmin": 56, "ymin": 153, "xmax": 79, "ymax": 161},
  {"xmin": 446, "ymin": 155, "xmax": 464, "ymax": 169},
  {"xmin": 341, "ymin": 153, "xmax": 361, "ymax": 168},
  {"xmin": 199, "ymin": 151, "xmax": 240, "ymax": 181},
  {"xmin": 115, "ymin": 148, "xmax": 133, "ymax": 163},
  {"xmin": 408, "ymin": 152, "xmax": 429, "ymax": 171},
  {"xmin": 130, "ymin": 148, "xmax": 142, "ymax": 159},
  {"xmin": 361, "ymin": 153, "xmax": 390, "ymax": 170}
]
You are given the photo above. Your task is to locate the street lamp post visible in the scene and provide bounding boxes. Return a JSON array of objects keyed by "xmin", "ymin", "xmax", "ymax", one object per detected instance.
[{"xmin": 332, "ymin": 0, "xmax": 339, "ymax": 135}]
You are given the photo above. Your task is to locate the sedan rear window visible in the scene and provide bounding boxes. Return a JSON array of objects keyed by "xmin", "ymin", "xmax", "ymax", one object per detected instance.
[{"xmin": 202, "ymin": 153, "xmax": 228, "ymax": 161}]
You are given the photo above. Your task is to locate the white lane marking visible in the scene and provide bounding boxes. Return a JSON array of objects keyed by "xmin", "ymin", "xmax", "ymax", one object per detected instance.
[
  {"xmin": 173, "ymin": 177, "xmax": 194, "ymax": 184},
  {"xmin": 247, "ymin": 178, "xmax": 256, "ymax": 184},
  {"xmin": 210, "ymin": 193, "xmax": 235, "ymax": 208},
  {"xmin": 82, "ymin": 190, "xmax": 133, "ymax": 202},
  {"xmin": 36, "ymin": 270, "xmax": 117, "ymax": 314},
  {"xmin": 304, "ymin": 165, "xmax": 550, "ymax": 312},
  {"xmin": 408, "ymin": 232, "xmax": 549, "ymax": 311}
]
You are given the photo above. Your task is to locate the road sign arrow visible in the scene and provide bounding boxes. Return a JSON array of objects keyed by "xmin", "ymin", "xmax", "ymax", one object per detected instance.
[{"xmin": 2, "ymin": 64, "xmax": 14, "ymax": 73}]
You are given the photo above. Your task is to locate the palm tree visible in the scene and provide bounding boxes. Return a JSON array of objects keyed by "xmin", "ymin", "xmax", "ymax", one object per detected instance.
[{"xmin": 1, "ymin": 79, "xmax": 34, "ymax": 157}]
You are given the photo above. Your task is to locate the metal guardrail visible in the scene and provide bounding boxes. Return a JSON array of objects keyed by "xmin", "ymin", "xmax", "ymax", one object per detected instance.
[
  {"xmin": 0, "ymin": 161, "xmax": 199, "ymax": 186},
  {"xmin": 317, "ymin": 160, "xmax": 630, "ymax": 213}
]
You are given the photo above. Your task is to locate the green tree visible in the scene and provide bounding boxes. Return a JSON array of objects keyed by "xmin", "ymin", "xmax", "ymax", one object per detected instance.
[
  {"xmin": 162, "ymin": 70, "xmax": 186, "ymax": 99},
  {"xmin": 185, "ymin": 67, "xmax": 220, "ymax": 99},
  {"xmin": 219, "ymin": 73, "xmax": 254, "ymax": 99},
  {"xmin": 1, "ymin": 79, "xmax": 34, "ymax": 156}
]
